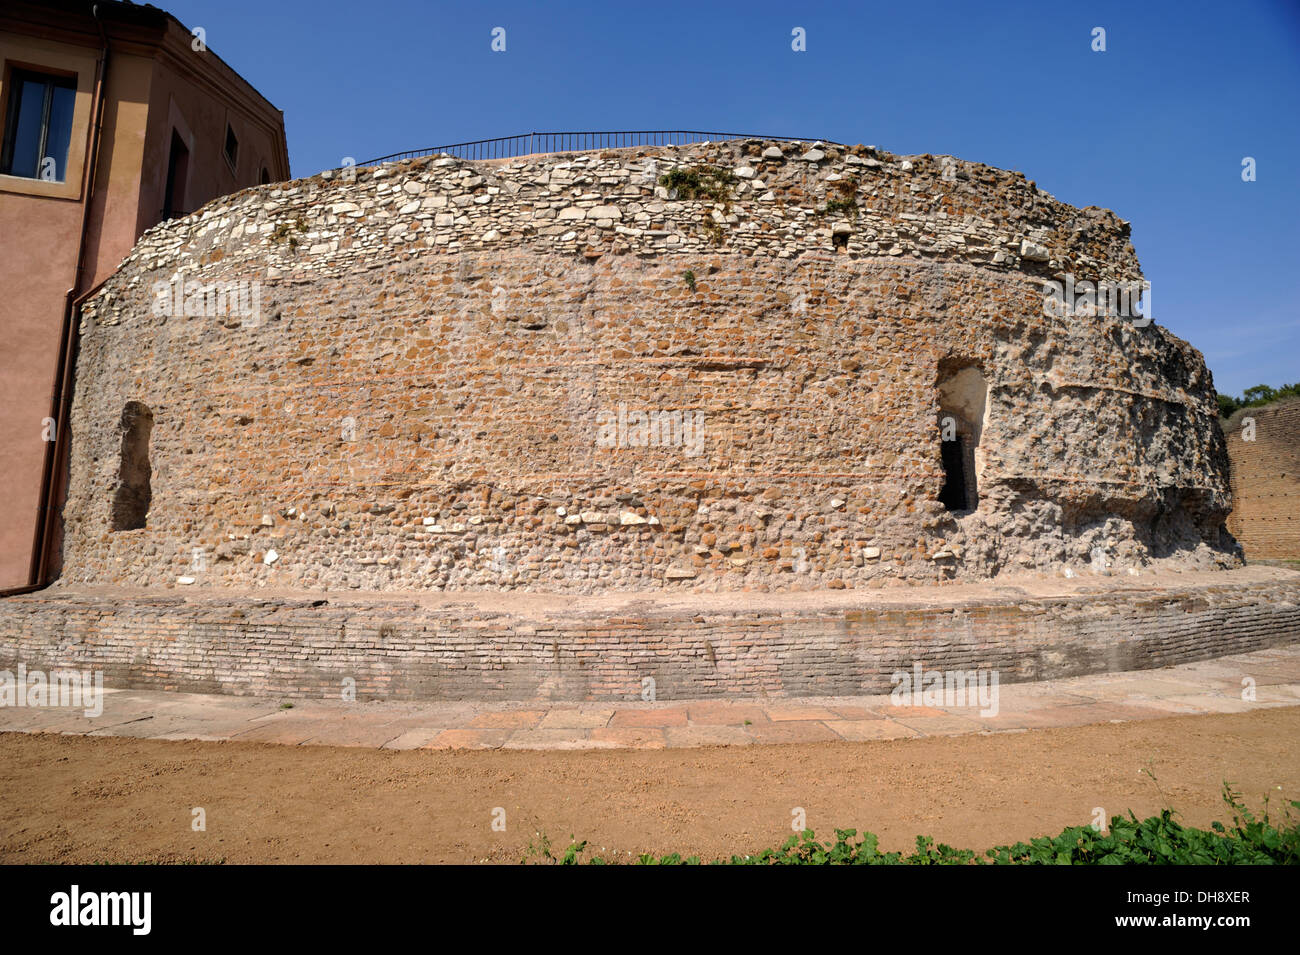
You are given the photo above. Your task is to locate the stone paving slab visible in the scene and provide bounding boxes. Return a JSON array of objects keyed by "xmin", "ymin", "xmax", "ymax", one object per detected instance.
[
  {"xmin": 379, "ymin": 728, "xmax": 445, "ymax": 750},
  {"xmin": 826, "ymin": 719, "xmax": 922, "ymax": 741},
  {"xmin": 1, "ymin": 644, "xmax": 1297, "ymax": 751},
  {"xmin": 890, "ymin": 713, "xmax": 988, "ymax": 736}
]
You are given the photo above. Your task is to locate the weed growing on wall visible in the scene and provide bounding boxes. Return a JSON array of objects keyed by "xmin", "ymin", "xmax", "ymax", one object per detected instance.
[{"xmin": 659, "ymin": 164, "xmax": 737, "ymax": 202}]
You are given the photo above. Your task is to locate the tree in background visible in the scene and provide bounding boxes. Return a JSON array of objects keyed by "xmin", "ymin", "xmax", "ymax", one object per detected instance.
[{"xmin": 1218, "ymin": 382, "xmax": 1300, "ymax": 419}]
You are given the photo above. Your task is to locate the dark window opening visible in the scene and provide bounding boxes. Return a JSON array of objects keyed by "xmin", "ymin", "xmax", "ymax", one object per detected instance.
[
  {"xmin": 939, "ymin": 435, "xmax": 970, "ymax": 512},
  {"xmin": 259, "ymin": 166, "xmax": 270, "ymax": 185},
  {"xmin": 936, "ymin": 363, "xmax": 988, "ymax": 514},
  {"xmin": 111, "ymin": 402, "xmax": 153, "ymax": 531},
  {"xmin": 162, "ymin": 130, "xmax": 189, "ymax": 220},
  {"xmin": 1, "ymin": 68, "xmax": 76, "ymax": 181},
  {"xmin": 222, "ymin": 123, "xmax": 238, "ymax": 170}
]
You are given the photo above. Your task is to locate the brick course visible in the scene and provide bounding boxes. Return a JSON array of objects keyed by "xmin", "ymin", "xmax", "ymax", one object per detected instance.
[
  {"xmin": 1225, "ymin": 399, "xmax": 1300, "ymax": 560},
  {"xmin": 3, "ymin": 571, "xmax": 1296, "ymax": 701}
]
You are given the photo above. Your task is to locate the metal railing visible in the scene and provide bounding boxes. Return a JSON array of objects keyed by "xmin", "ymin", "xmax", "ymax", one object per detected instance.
[{"xmin": 360, "ymin": 130, "xmax": 834, "ymax": 166}]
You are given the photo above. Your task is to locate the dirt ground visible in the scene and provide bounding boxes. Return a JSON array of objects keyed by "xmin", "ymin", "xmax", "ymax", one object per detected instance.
[{"xmin": 2, "ymin": 707, "xmax": 1297, "ymax": 864}]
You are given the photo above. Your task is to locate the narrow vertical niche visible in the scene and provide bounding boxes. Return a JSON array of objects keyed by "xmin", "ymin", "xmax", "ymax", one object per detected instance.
[
  {"xmin": 939, "ymin": 433, "xmax": 971, "ymax": 511},
  {"xmin": 938, "ymin": 364, "xmax": 988, "ymax": 514},
  {"xmin": 111, "ymin": 401, "xmax": 153, "ymax": 531},
  {"xmin": 163, "ymin": 130, "xmax": 189, "ymax": 220}
]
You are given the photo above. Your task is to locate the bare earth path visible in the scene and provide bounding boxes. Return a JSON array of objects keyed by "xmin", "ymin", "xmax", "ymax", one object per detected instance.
[{"xmin": 3, "ymin": 707, "xmax": 1298, "ymax": 864}]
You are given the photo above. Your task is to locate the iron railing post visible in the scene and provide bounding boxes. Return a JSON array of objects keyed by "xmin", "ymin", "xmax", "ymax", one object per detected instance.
[{"xmin": 358, "ymin": 131, "xmax": 837, "ymax": 166}]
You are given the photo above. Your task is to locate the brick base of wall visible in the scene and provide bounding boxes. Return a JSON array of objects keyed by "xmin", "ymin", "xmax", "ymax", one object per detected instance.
[
  {"xmin": 2, "ymin": 572, "xmax": 1298, "ymax": 702},
  {"xmin": 1225, "ymin": 399, "xmax": 1300, "ymax": 560}
]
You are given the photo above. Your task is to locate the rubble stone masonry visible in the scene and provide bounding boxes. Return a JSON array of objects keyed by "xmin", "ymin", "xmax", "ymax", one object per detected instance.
[{"xmin": 57, "ymin": 139, "xmax": 1236, "ymax": 594}]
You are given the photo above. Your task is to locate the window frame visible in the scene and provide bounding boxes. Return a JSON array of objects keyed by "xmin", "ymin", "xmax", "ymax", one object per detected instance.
[
  {"xmin": 222, "ymin": 121, "xmax": 239, "ymax": 174},
  {"xmin": 0, "ymin": 66, "xmax": 77, "ymax": 182}
]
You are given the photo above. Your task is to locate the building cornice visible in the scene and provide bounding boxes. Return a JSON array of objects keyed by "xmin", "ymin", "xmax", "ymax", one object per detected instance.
[{"xmin": 1, "ymin": 1, "xmax": 288, "ymax": 177}]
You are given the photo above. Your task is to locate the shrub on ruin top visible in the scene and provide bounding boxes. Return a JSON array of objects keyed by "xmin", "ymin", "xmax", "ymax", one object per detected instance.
[{"xmin": 659, "ymin": 165, "xmax": 737, "ymax": 203}]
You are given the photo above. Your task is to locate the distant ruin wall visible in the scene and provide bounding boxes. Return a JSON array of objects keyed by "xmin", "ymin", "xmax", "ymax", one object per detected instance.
[
  {"xmin": 57, "ymin": 140, "xmax": 1235, "ymax": 594},
  {"xmin": 1226, "ymin": 399, "xmax": 1300, "ymax": 560}
]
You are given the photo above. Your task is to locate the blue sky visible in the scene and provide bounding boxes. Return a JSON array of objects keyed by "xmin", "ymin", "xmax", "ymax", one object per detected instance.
[{"xmin": 167, "ymin": 0, "xmax": 1299, "ymax": 397}]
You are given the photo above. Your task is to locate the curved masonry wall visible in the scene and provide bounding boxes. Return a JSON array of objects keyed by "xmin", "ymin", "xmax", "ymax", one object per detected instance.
[
  {"xmin": 59, "ymin": 139, "xmax": 1235, "ymax": 594},
  {"xmin": 2, "ymin": 571, "xmax": 1297, "ymax": 700}
]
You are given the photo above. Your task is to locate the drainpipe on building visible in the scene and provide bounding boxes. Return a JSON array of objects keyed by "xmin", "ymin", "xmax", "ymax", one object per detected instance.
[{"xmin": 9, "ymin": 7, "xmax": 111, "ymax": 595}]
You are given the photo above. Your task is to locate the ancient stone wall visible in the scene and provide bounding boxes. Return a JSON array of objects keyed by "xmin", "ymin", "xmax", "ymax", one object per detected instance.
[
  {"xmin": 3, "ymin": 572, "xmax": 1297, "ymax": 700},
  {"xmin": 1225, "ymin": 399, "xmax": 1300, "ymax": 560},
  {"xmin": 57, "ymin": 139, "xmax": 1235, "ymax": 593}
]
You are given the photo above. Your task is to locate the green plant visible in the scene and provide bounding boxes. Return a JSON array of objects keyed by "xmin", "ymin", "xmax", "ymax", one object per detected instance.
[
  {"xmin": 683, "ymin": 269, "xmax": 696, "ymax": 292},
  {"xmin": 658, "ymin": 165, "xmax": 737, "ymax": 245},
  {"xmin": 271, "ymin": 216, "xmax": 308, "ymax": 249},
  {"xmin": 821, "ymin": 175, "xmax": 860, "ymax": 219},
  {"xmin": 986, "ymin": 784, "xmax": 1298, "ymax": 864},
  {"xmin": 659, "ymin": 165, "xmax": 737, "ymax": 203},
  {"xmin": 700, "ymin": 213, "xmax": 725, "ymax": 246},
  {"xmin": 521, "ymin": 832, "xmax": 590, "ymax": 865},
  {"xmin": 550, "ymin": 784, "xmax": 1300, "ymax": 865},
  {"xmin": 1217, "ymin": 381, "xmax": 1300, "ymax": 418},
  {"xmin": 823, "ymin": 197, "xmax": 858, "ymax": 218}
]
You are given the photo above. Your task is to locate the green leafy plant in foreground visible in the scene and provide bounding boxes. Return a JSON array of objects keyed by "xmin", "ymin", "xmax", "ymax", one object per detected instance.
[
  {"xmin": 520, "ymin": 832, "xmax": 591, "ymax": 865},
  {"xmin": 537, "ymin": 784, "xmax": 1299, "ymax": 865}
]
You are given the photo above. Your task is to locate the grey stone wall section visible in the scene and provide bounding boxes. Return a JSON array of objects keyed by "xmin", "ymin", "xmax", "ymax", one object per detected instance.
[{"xmin": 2, "ymin": 577, "xmax": 1296, "ymax": 701}]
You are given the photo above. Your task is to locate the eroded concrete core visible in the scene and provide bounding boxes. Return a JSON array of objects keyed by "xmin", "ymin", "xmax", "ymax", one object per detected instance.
[{"xmin": 59, "ymin": 139, "xmax": 1235, "ymax": 594}]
